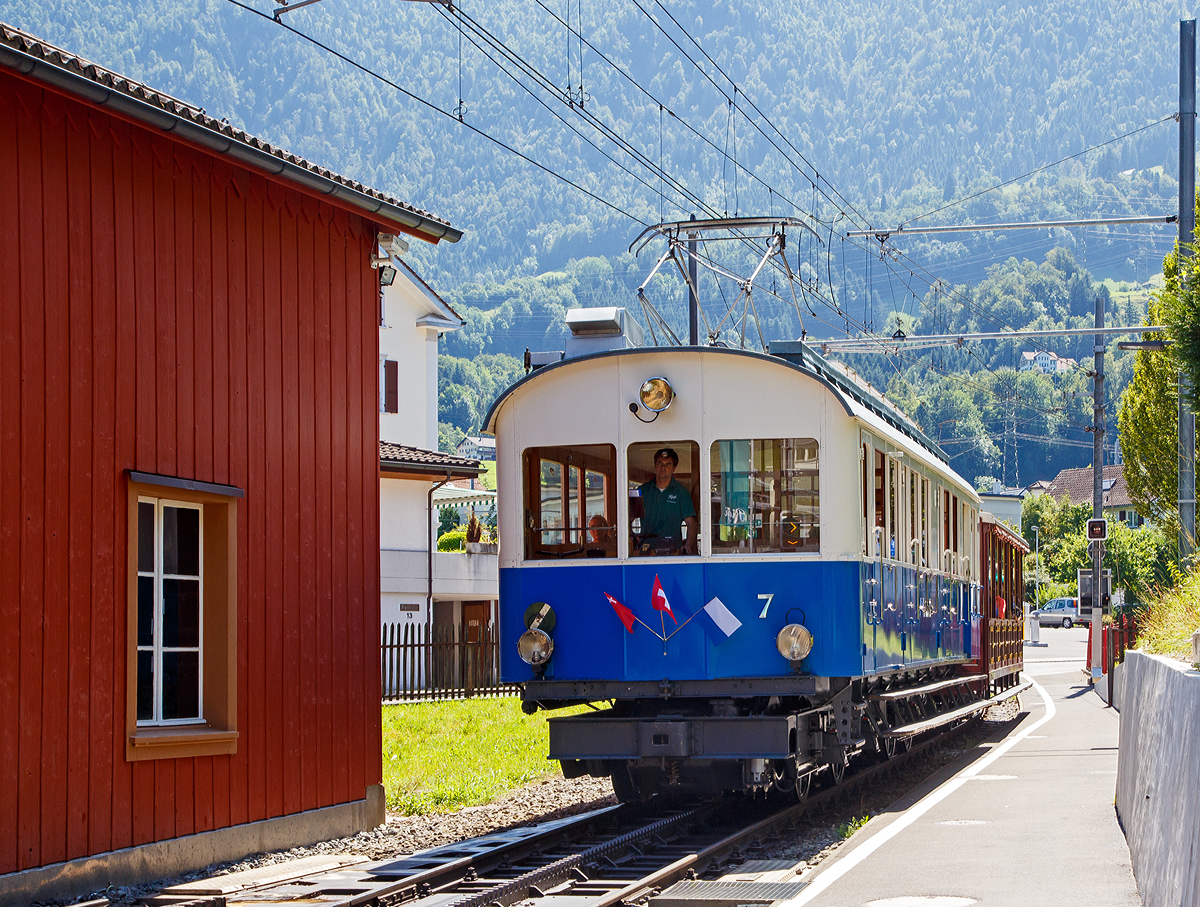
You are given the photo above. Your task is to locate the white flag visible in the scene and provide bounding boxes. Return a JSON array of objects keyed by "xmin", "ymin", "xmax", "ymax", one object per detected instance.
[{"xmin": 703, "ymin": 596, "xmax": 742, "ymax": 637}]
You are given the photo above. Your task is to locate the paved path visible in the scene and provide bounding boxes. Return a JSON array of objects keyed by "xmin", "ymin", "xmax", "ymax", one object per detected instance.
[{"xmin": 781, "ymin": 644, "xmax": 1140, "ymax": 906}]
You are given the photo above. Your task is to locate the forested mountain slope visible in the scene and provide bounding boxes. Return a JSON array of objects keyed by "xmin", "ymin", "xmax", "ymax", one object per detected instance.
[
  {"xmin": 2, "ymin": 0, "xmax": 1182, "ymax": 285},
  {"xmin": 2, "ymin": 0, "xmax": 1180, "ymax": 481}
]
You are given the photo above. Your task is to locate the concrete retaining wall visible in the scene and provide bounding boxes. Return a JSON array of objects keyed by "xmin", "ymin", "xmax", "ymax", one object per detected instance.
[{"xmin": 1115, "ymin": 651, "xmax": 1200, "ymax": 907}]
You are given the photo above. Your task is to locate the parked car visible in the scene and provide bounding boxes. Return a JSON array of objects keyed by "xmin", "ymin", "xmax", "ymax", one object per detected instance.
[{"xmin": 1034, "ymin": 597, "xmax": 1080, "ymax": 628}]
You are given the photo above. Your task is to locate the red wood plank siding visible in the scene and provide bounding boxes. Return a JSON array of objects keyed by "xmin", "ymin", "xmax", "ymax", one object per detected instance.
[
  {"xmin": 110, "ymin": 116, "xmax": 137, "ymax": 855},
  {"xmin": 0, "ymin": 68, "xmax": 386, "ymax": 873},
  {"xmin": 88, "ymin": 110, "xmax": 118, "ymax": 860},
  {"xmin": 0, "ymin": 79, "xmax": 23, "ymax": 875}
]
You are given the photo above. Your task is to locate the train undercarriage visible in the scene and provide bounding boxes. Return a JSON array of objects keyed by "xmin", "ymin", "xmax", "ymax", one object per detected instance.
[{"xmin": 538, "ymin": 668, "xmax": 1028, "ymax": 802}]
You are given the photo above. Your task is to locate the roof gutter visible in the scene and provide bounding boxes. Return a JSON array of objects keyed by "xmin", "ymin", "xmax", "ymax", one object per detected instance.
[
  {"xmin": 380, "ymin": 460, "xmax": 483, "ymax": 480},
  {"xmin": 0, "ymin": 40, "xmax": 462, "ymax": 245}
]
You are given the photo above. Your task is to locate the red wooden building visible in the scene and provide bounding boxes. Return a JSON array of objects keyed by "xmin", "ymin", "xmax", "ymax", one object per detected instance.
[{"xmin": 0, "ymin": 22, "xmax": 461, "ymax": 900}]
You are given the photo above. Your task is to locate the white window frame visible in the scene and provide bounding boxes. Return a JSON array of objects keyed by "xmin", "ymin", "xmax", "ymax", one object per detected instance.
[{"xmin": 136, "ymin": 496, "xmax": 205, "ymax": 727}]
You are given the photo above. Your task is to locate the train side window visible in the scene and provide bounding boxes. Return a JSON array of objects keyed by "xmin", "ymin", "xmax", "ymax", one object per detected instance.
[
  {"xmin": 952, "ymin": 494, "xmax": 960, "ymax": 574},
  {"xmin": 921, "ymin": 476, "xmax": 931, "ymax": 567},
  {"xmin": 522, "ymin": 444, "xmax": 617, "ymax": 560},
  {"xmin": 627, "ymin": 441, "xmax": 700, "ymax": 556},
  {"xmin": 887, "ymin": 458, "xmax": 898, "ymax": 559},
  {"xmin": 874, "ymin": 450, "xmax": 885, "ymax": 554},
  {"xmin": 861, "ymin": 444, "xmax": 870, "ymax": 555},
  {"xmin": 711, "ymin": 438, "xmax": 819, "ymax": 555},
  {"xmin": 942, "ymin": 488, "xmax": 951, "ymax": 571},
  {"xmin": 908, "ymin": 469, "xmax": 919, "ymax": 565}
]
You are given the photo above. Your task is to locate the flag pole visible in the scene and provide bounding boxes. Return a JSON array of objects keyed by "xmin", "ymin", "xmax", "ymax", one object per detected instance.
[{"xmin": 664, "ymin": 610, "xmax": 700, "ymax": 640}]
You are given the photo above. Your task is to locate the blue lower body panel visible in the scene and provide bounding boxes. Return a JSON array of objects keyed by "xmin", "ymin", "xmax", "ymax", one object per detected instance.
[{"xmin": 499, "ymin": 560, "xmax": 865, "ymax": 684}]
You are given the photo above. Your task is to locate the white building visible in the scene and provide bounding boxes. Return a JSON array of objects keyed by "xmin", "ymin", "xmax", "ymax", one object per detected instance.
[
  {"xmin": 377, "ymin": 261, "xmax": 498, "ymax": 640},
  {"xmin": 1019, "ymin": 350, "xmax": 1076, "ymax": 374},
  {"xmin": 457, "ymin": 435, "xmax": 497, "ymax": 461}
]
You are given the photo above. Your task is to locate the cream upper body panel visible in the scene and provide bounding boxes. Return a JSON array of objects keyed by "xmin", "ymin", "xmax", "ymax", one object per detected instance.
[{"xmin": 488, "ymin": 347, "xmax": 976, "ymax": 571}]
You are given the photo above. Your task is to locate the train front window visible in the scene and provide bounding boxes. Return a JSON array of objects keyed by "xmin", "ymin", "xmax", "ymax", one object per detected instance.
[
  {"xmin": 627, "ymin": 441, "xmax": 700, "ymax": 556},
  {"xmin": 710, "ymin": 438, "xmax": 819, "ymax": 554},
  {"xmin": 523, "ymin": 444, "xmax": 616, "ymax": 560}
]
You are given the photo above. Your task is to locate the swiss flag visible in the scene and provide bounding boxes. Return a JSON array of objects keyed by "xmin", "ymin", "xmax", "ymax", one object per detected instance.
[
  {"xmin": 652, "ymin": 575, "xmax": 677, "ymax": 624},
  {"xmin": 605, "ymin": 592, "xmax": 636, "ymax": 633}
]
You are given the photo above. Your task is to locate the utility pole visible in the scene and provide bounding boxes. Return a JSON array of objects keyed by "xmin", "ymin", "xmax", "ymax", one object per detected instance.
[
  {"xmin": 688, "ymin": 213, "xmax": 699, "ymax": 345},
  {"xmin": 1091, "ymin": 293, "xmax": 1105, "ymax": 679},
  {"xmin": 1180, "ymin": 19, "xmax": 1196, "ymax": 561}
]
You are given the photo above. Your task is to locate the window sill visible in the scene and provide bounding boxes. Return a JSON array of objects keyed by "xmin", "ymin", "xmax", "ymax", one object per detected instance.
[{"xmin": 127, "ymin": 726, "xmax": 238, "ymax": 762}]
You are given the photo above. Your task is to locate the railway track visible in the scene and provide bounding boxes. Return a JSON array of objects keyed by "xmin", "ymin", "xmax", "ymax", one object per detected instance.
[{"xmin": 146, "ymin": 710, "xmax": 1008, "ymax": 907}]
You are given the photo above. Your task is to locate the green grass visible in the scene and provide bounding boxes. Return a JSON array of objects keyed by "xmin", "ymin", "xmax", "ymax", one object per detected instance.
[
  {"xmin": 480, "ymin": 461, "xmax": 497, "ymax": 490},
  {"xmin": 381, "ymin": 699, "xmax": 589, "ymax": 814},
  {"xmin": 1137, "ymin": 568, "xmax": 1200, "ymax": 663},
  {"xmin": 1099, "ymin": 274, "xmax": 1163, "ymax": 307}
]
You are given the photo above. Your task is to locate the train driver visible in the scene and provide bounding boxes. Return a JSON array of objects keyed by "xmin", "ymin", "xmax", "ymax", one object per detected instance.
[{"xmin": 637, "ymin": 447, "xmax": 697, "ymax": 555}]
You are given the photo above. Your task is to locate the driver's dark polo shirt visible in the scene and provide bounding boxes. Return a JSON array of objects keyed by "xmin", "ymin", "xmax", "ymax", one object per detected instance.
[{"xmin": 637, "ymin": 478, "xmax": 695, "ymax": 538}]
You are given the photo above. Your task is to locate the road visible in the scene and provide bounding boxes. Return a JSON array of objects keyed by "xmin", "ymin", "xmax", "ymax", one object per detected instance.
[{"xmin": 782, "ymin": 624, "xmax": 1140, "ymax": 906}]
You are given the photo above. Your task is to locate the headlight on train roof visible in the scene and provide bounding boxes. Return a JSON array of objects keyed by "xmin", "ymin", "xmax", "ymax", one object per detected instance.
[
  {"xmin": 518, "ymin": 628, "xmax": 554, "ymax": 666},
  {"xmin": 776, "ymin": 624, "xmax": 814, "ymax": 662},
  {"xmin": 639, "ymin": 376, "xmax": 675, "ymax": 412}
]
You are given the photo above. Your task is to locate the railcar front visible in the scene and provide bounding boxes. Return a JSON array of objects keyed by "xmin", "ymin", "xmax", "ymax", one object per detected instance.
[{"xmin": 486, "ymin": 340, "xmax": 983, "ymax": 799}]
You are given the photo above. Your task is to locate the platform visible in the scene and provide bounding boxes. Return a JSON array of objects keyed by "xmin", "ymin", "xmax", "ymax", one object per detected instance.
[{"xmin": 781, "ymin": 630, "xmax": 1141, "ymax": 906}]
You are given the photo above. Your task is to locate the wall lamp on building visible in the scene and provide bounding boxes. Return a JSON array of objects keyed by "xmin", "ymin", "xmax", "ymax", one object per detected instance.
[{"xmin": 371, "ymin": 233, "xmax": 409, "ymax": 286}]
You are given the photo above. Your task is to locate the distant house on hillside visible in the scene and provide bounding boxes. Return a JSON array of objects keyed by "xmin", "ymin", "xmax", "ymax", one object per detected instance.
[
  {"xmin": 978, "ymin": 482, "xmax": 1025, "ymax": 527},
  {"xmin": 1019, "ymin": 350, "xmax": 1077, "ymax": 374},
  {"xmin": 457, "ymin": 435, "xmax": 497, "ymax": 461},
  {"xmin": 1044, "ymin": 464, "xmax": 1144, "ymax": 527},
  {"xmin": 0, "ymin": 22, "xmax": 461, "ymax": 902}
]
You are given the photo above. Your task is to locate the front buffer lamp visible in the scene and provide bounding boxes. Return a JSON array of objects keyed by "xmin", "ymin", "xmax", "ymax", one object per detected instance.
[
  {"xmin": 776, "ymin": 623, "xmax": 814, "ymax": 662},
  {"xmin": 517, "ymin": 628, "xmax": 554, "ymax": 667}
]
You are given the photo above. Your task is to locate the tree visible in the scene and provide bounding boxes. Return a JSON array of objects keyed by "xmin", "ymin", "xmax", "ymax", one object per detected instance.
[
  {"xmin": 1163, "ymin": 246, "xmax": 1200, "ymax": 411},
  {"xmin": 438, "ymin": 504, "xmax": 461, "ymax": 536},
  {"xmin": 1104, "ymin": 522, "xmax": 1173, "ymax": 604},
  {"xmin": 439, "ymin": 421, "xmax": 466, "ymax": 455},
  {"xmin": 1118, "ymin": 247, "xmax": 1190, "ymax": 532}
]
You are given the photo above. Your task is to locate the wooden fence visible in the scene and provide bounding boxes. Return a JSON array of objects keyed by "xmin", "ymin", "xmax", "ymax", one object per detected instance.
[{"xmin": 381, "ymin": 621, "xmax": 520, "ymax": 702}]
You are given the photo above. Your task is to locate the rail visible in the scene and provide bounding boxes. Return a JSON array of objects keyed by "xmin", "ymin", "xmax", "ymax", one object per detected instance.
[
  {"xmin": 381, "ymin": 621, "xmax": 519, "ymax": 703},
  {"xmin": 155, "ymin": 714, "xmax": 1002, "ymax": 907}
]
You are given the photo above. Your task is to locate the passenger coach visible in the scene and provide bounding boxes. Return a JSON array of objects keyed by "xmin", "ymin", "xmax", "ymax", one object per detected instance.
[{"xmin": 485, "ymin": 310, "xmax": 1025, "ymax": 800}]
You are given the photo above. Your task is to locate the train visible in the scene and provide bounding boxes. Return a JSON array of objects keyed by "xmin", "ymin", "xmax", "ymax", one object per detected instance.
[{"xmin": 484, "ymin": 307, "xmax": 1028, "ymax": 801}]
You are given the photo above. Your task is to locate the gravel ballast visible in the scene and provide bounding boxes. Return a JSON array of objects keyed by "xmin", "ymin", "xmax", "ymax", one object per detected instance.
[{"xmin": 56, "ymin": 703, "xmax": 1020, "ymax": 907}]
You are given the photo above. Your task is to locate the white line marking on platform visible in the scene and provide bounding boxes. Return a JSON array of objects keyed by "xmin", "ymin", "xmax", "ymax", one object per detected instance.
[
  {"xmin": 970, "ymin": 774, "xmax": 1017, "ymax": 780},
  {"xmin": 780, "ymin": 680, "xmax": 1056, "ymax": 906}
]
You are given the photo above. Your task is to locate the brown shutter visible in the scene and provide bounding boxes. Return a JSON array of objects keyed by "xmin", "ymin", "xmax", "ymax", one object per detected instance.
[{"xmin": 384, "ymin": 360, "xmax": 399, "ymax": 413}]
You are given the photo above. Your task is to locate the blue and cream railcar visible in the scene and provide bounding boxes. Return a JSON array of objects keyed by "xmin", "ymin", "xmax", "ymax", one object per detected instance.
[{"xmin": 485, "ymin": 322, "xmax": 1005, "ymax": 799}]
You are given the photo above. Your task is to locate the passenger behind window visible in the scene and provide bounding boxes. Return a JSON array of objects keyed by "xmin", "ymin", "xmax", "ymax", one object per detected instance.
[
  {"xmin": 586, "ymin": 513, "xmax": 614, "ymax": 557},
  {"xmin": 629, "ymin": 445, "xmax": 698, "ymax": 556}
]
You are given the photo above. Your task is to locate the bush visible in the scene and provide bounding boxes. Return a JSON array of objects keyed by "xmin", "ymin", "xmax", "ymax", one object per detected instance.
[
  {"xmin": 1033, "ymin": 580, "xmax": 1074, "ymax": 608},
  {"xmin": 437, "ymin": 527, "xmax": 467, "ymax": 552},
  {"xmin": 1137, "ymin": 568, "xmax": 1200, "ymax": 663}
]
